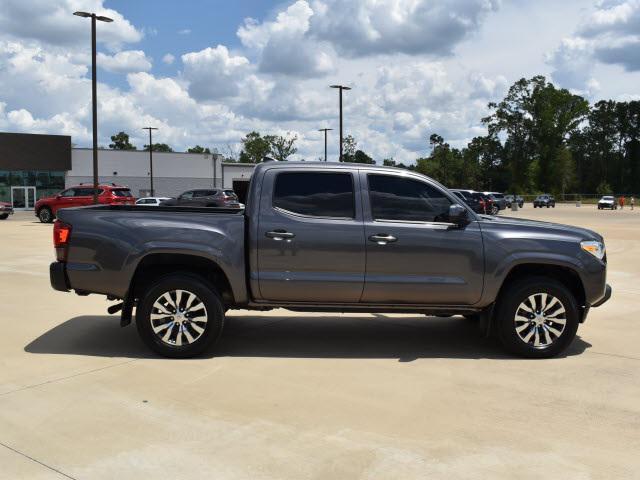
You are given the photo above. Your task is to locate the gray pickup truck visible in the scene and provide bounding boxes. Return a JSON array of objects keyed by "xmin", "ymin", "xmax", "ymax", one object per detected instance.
[{"xmin": 50, "ymin": 162, "xmax": 611, "ymax": 358}]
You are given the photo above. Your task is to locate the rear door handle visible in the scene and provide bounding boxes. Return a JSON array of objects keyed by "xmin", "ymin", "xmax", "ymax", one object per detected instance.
[
  {"xmin": 368, "ymin": 234, "xmax": 397, "ymax": 245},
  {"xmin": 266, "ymin": 230, "xmax": 295, "ymax": 241}
]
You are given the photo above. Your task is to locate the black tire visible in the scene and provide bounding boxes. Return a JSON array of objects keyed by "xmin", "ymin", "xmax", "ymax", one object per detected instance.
[
  {"xmin": 463, "ymin": 314, "xmax": 480, "ymax": 322},
  {"xmin": 495, "ymin": 276, "xmax": 579, "ymax": 358},
  {"xmin": 0, "ymin": 214, "xmax": 8, "ymax": 220},
  {"xmin": 491, "ymin": 205, "xmax": 499, "ymax": 215},
  {"xmin": 38, "ymin": 207, "xmax": 53, "ymax": 223},
  {"xmin": 136, "ymin": 273, "xmax": 225, "ymax": 358},
  {"xmin": 546, "ymin": 205, "xmax": 550, "ymax": 208}
]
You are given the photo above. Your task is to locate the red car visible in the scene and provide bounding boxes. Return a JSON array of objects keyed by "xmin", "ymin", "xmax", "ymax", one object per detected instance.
[
  {"xmin": 0, "ymin": 201, "xmax": 14, "ymax": 220},
  {"xmin": 35, "ymin": 184, "xmax": 136, "ymax": 223}
]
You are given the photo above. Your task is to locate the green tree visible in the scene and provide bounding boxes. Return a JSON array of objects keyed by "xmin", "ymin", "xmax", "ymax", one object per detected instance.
[
  {"xmin": 144, "ymin": 143, "xmax": 173, "ymax": 152},
  {"xmin": 239, "ymin": 131, "xmax": 272, "ymax": 163},
  {"xmin": 268, "ymin": 133, "xmax": 298, "ymax": 161},
  {"xmin": 483, "ymin": 75, "xmax": 588, "ymax": 194},
  {"xmin": 353, "ymin": 149, "xmax": 375, "ymax": 164},
  {"xmin": 341, "ymin": 135, "xmax": 357, "ymax": 162},
  {"xmin": 187, "ymin": 145, "xmax": 211, "ymax": 154},
  {"xmin": 109, "ymin": 131, "xmax": 136, "ymax": 150}
]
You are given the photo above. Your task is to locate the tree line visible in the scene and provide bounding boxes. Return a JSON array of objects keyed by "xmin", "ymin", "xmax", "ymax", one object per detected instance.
[
  {"xmin": 108, "ymin": 75, "xmax": 640, "ymax": 194},
  {"xmin": 385, "ymin": 76, "xmax": 640, "ymax": 195}
]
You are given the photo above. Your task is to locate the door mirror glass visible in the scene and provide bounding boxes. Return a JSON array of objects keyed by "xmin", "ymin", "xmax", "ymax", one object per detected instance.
[{"xmin": 448, "ymin": 204, "xmax": 468, "ymax": 226}]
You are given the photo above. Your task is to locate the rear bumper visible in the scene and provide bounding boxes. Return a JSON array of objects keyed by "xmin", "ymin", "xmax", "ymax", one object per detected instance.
[
  {"xmin": 591, "ymin": 284, "xmax": 612, "ymax": 308},
  {"xmin": 50, "ymin": 262, "xmax": 70, "ymax": 292}
]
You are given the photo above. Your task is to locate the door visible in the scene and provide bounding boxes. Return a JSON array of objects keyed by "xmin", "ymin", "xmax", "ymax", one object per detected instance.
[
  {"xmin": 177, "ymin": 191, "xmax": 195, "ymax": 206},
  {"xmin": 11, "ymin": 187, "xmax": 36, "ymax": 210},
  {"xmin": 257, "ymin": 169, "xmax": 366, "ymax": 303},
  {"xmin": 361, "ymin": 173, "xmax": 484, "ymax": 305}
]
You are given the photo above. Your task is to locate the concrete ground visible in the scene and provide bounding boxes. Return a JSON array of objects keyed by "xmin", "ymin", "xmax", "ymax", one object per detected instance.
[{"xmin": 0, "ymin": 205, "xmax": 638, "ymax": 479}]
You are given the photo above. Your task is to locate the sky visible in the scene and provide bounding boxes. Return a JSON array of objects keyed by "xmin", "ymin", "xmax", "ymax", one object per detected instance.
[{"xmin": 0, "ymin": 0, "xmax": 639, "ymax": 163}]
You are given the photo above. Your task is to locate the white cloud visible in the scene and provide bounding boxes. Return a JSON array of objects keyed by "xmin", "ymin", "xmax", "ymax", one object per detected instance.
[
  {"xmin": 238, "ymin": 1, "xmax": 334, "ymax": 77},
  {"xmin": 178, "ymin": 29, "xmax": 192, "ymax": 35},
  {"xmin": 549, "ymin": 0, "xmax": 640, "ymax": 88},
  {"xmin": 162, "ymin": 53, "xmax": 175, "ymax": 65},
  {"xmin": 181, "ymin": 45, "xmax": 251, "ymax": 100},
  {"xmin": 97, "ymin": 50, "xmax": 152, "ymax": 73},
  {"xmin": 310, "ymin": 0, "xmax": 500, "ymax": 57},
  {"xmin": 0, "ymin": 0, "xmax": 142, "ymax": 50}
]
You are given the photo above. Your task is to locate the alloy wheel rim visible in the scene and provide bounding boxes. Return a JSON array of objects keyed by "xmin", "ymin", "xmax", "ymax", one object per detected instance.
[
  {"xmin": 514, "ymin": 293, "xmax": 566, "ymax": 349},
  {"xmin": 40, "ymin": 210, "xmax": 50, "ymax": 221},
  {"xmin": 150, "ymin": 289, "xmax": 208, "ymax": 347}
]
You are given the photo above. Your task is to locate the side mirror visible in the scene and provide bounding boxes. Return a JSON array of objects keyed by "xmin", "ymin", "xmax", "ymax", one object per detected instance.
[{"xmin": 448, "ymin": 204, "xmax": 468, "ymax": 227}]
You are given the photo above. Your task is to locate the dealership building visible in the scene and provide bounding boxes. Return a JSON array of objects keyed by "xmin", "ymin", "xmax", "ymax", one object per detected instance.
[{"xmin": 0, "ymin": 132, "xmax": 256, "ymax": 209}]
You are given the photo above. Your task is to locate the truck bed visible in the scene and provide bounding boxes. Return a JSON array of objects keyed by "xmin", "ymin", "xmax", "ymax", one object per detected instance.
[{"xmin": 56, "ymin": 204, "xmax": 248, "ymax": 302}]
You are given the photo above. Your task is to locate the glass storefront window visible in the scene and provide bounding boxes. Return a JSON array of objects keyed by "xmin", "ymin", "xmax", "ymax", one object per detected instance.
[{"xmin": 0, "ymin": 170, "xmax": 66, "ymax": 203}]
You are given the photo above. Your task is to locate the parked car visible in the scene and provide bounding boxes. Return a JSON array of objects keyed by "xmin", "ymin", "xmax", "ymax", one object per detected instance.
[
  {"xmin": 50, "ymin": 162, "xmax": 610, "ymax": 359},
  {"xmin": 451, "ymin": 189, "xmax": 494, "ymax": 214},
  {"xmin": 483, "ymin": 192, "xmax": 507, "ymax": 211},
  {"xmin": 0, "ymin": 201, "xmax": 14, "ymax": 220},
  {"xmin": 597, "ymin": 196, "xmax": 617, "ymax": 210},
  {"xmin": 135, "ymin": 197, "xmax": 172, "ymax": 206},
  {"xmin": 504, "ymin": 195, "xmax": 524, "ymax": 208},
  {"xmin": 162, "ymin": 189, "xmax": 241, "ymax": 208},
  {"xmin": 533, "ymin": 194, "xmax": 556, "ymax": 208},
  {"xmin": 35, "ymin": 184, "xmax": 136, "ymax": 223}
]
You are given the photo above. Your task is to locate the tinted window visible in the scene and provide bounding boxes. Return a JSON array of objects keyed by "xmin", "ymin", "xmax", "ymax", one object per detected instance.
[
  {"xmin": 223, "ymin": 190, "xmax": 237, "ymax": 198},
  {"xmin": 75, "ymin": 188, "xmax": 98, "ymax": 196},
  {"xmin": 492, "ymin": 193, "xmax": 504, "ymax": 199},
  {"xmin": 60, "ymin": 189, "xmax": 76, "ymax": 197},
  {"xmin": 180, "ymin": 191, "xmax": 194, "ymax": 199},
  {"xmin": 368, "ymin": 174, "xmax": 452, "ymax": 223},
  {"xmin": 273, "ymin": 172, "xmax": 354, "ymax": 218},
  {"xmin": 112, "ymin": 189, "xmax": 132, "ymax": 197}
]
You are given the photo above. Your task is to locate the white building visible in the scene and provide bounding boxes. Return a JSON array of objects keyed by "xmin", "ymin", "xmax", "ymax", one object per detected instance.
[{"xmin": 68, "ymin": 148, "xmax": 256, "ymax": 200}]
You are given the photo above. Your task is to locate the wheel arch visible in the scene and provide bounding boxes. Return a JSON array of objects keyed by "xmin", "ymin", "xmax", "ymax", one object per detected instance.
[
  {"xmin": 130, "ymin": 253, "xmax": 235, "ymax": 306},
  {"xmin": 496, "ymin": 263, "xmax": 586, "ymax": 312}
]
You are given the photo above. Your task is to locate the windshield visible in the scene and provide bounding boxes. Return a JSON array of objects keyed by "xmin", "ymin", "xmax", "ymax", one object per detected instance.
[
  {"xmin": 492, "ymin": 193, "xmax": 504, "ymax": 199},
  {"xmin": 602, "ymin": 196, "xmax": 614, "ymax": 200}
]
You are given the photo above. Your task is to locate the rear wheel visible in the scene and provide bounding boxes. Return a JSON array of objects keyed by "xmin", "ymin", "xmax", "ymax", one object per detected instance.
[
  {"xmin": 38, "ymin": 207, "xmax": 53, "ymax": 223},
  {"xmin": 0, "ymin": 214, "xmax": 8, "ymax": 220},
  {"xmin": 495, "ymin": 276, "xmax": 579, "ymax": 358},
  {"xmin": 136, "ymin": 273, "xmax": 225, "ymax": 358},
  {"xmin": 491, "ymin": 205, "xmax": 499, "ymax": 215}
]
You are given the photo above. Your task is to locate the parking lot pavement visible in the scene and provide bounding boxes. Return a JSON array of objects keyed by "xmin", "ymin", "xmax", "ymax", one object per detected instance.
[{"xmin": 0, "ymin": 206, "xmax": 638, "ymax": 479}]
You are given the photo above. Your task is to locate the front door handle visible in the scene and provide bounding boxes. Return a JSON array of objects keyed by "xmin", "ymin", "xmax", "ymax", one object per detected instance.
[
  {"xmin": 266, "ymin": 230, "xmax": 295, "ymax": 241},
  {"xmin": 368, "ymin": 234, "xmax": 397, "ymax": 245}
]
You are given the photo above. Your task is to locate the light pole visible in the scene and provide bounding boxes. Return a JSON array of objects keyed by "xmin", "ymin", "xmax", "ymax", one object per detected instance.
[
  {"xmin": 142, "ymin": 127, "xmax": 158, "ymax": 196},
  {"xmin": 74, "ymin": 11, "xmax": 113, "ymax": 204},
  {"xmin": 318, "ymin": 128, "xmax": 332, "ymax": 162},
  {"xmin": 330, "ymin": 85, "xmax": 351, "ymax": 161}
]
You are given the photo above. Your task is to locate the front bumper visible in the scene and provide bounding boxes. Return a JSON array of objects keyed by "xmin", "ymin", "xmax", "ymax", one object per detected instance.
[
  {"xmin": 0, "ymin": 208, "xmax": 13, "ymax": 215},
  {"xmin": 50, "ymin": 262, "xmax": 70, "ymax": 292},
  {"xmin": 592, "ymin": 284, "xmax": 612, "ymax": 308}
]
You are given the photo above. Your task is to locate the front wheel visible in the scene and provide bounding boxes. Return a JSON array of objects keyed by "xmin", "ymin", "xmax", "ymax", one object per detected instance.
[
  {"xmin": 491, "ymin": 205, "xmax": 499, "ymax": 215},
  {"xmin": 136, "ymin": 273, "xmax": 225, "ymax": 358},
  {"xmin": 0, "ymin": 214, "xmax": 8, "ymax": 220},
  {"xmin": 495, "ymin": 276, "xmax": 579, "ymax": 358}
]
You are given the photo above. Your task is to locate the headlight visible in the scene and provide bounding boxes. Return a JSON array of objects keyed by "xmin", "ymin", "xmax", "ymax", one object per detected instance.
[{"xmin": 581, "ymin": 240, "xmax": 605, "ymax": 260}]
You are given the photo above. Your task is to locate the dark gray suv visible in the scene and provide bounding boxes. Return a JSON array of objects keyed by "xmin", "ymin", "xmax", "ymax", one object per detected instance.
[{"xmin": 162, "ymin": 189, "xmax": 240, "ymax": 208}]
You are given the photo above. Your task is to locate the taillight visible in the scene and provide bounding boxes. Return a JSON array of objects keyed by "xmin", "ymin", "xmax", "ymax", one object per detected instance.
[{"xmin": 53, "ymin": 220, "xmax": 72, "ymax": 262}]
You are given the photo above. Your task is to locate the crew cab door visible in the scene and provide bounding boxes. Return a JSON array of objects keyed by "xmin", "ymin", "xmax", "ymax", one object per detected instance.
[
  {"xmin": 360, "ymin": 172, "xmax": 484, "ymax": 305},
  {"xmin": 256, "ymin": 169, "xmax": 366, "ymax": 303}
]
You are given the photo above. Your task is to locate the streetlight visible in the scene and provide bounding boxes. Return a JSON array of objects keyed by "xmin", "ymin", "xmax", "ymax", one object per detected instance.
[
  {"xmin": 142, "ymin": 127, "xmax": 158, "ymax": 196},
  {"xmin": 318, "ymin": 128, "xmax": 333, "ymax": 162},
  {"xmin": 74, "ymin": 11, "xmax": 113, "ymax": 204},
  {"xmin": 330, "ymin": 85, "xmax": 351, "ymax": 161}
]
